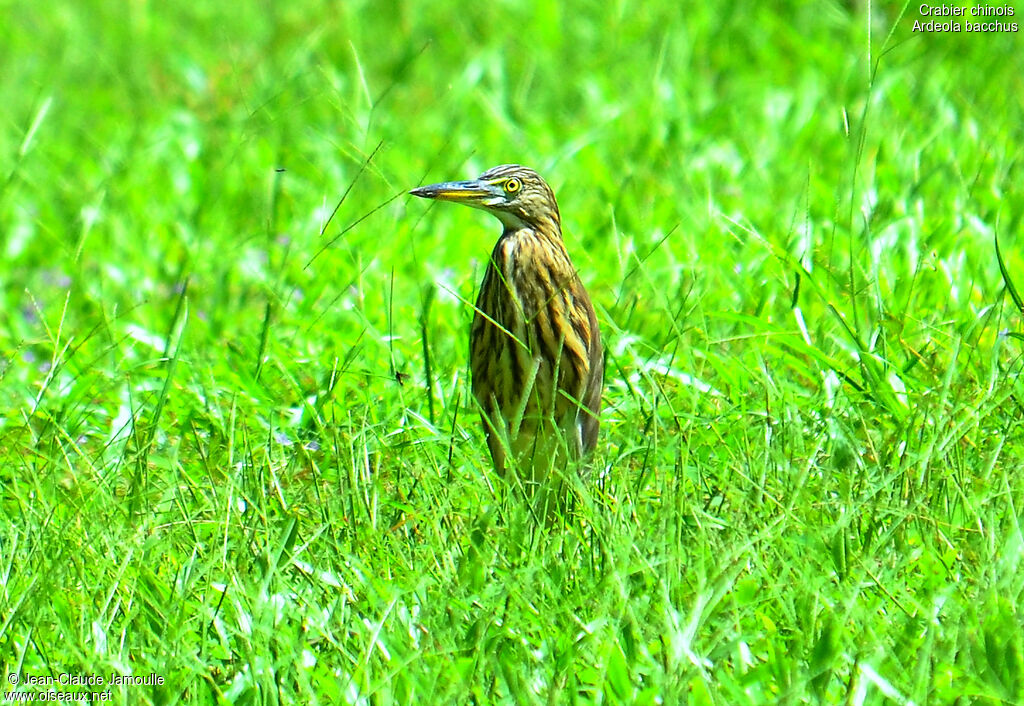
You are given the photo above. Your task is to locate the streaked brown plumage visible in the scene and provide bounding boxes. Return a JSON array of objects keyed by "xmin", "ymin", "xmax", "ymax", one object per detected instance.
[{"xmin": 410, "ymin": 165, "xmax": 602, "ymax": 512}]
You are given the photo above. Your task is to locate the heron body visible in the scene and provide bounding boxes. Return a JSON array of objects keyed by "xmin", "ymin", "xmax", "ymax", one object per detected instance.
[{"xmin": 411, "ymin": 165, "xmax": 602, "ymax": 510}]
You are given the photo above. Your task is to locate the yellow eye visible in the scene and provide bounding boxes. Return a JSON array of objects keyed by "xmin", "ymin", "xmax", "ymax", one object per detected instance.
[{"xmin": 504, "ymin": 178, "xmax": 521, "ymax": 194}]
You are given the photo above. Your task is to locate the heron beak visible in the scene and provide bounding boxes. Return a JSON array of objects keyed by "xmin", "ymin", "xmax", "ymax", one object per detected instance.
[{"xmin": 409, "ymin": 179, "xmax": 503, "ymax": 206}]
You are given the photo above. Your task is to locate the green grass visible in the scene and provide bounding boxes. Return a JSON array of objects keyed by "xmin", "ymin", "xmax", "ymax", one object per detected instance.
[{"xmin": 2, "ymin": 0, "xmax": 1024, "ymax": 703}]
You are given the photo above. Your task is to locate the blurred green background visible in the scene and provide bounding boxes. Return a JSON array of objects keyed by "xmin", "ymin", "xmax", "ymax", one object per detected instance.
[{"xmin": 2, "ymin": 0, "xmax": 1023, "ymax": 703}]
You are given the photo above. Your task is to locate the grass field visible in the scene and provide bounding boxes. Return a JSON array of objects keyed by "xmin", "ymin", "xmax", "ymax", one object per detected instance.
[{"xmin": 2, "ymin": 0, "xmax": 1023, "ymax": 703}]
